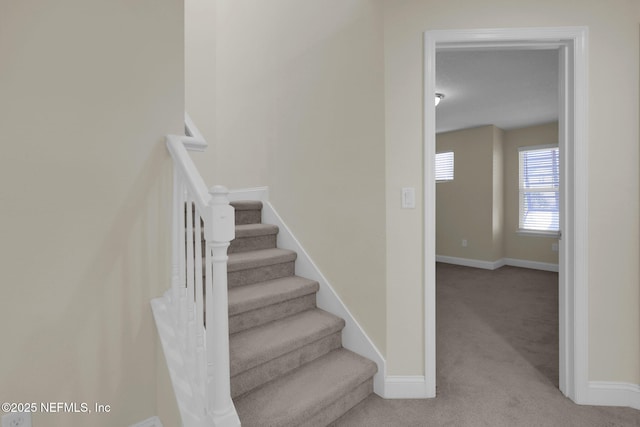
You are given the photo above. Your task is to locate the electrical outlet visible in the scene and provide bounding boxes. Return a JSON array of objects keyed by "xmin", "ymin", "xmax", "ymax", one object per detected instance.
[
  {"xmin": 1, "ymin": 412, "xmax": 32, "ymax": 427},
  {"xmin": 552, "ymin": 243, "xmax": 559, "ymax": 252},
  {"xmin": 462, "ymin": 239, "xmax": 468, "ymax": 247}
]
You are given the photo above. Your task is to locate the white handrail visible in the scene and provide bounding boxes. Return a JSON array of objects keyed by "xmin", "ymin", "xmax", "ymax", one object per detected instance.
[
  {"xmin": 185, "ymin": 112, "xmax": 206, "ymax": 143},
  {"xmin": 166, "ymin": 136, "xmax": 211, "ymax": 213},
  {"xmin": 159, "ymin": 114, "xmax": 240, "ymax": 427}
]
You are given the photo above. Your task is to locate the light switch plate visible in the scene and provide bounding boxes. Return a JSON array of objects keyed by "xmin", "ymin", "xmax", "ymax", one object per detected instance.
[{"xmin": 401, "ymin": 187, "xmax": 415, "ymax": 209}]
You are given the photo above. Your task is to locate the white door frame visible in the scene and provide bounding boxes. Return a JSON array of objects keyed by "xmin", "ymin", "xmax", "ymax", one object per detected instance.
[{"xmin": 423, "ymin": 27, "xmax": 589, "ymax": 403}]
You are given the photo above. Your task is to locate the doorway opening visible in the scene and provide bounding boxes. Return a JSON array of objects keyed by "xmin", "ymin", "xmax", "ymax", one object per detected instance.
[{"xmin": 423, "ymin": 27, "xmax": 589, "ymax": 404}]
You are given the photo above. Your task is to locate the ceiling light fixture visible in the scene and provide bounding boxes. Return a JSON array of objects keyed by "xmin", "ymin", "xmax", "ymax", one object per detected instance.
[{"xmin": 435, "ymin": 93, "xmax": 445, "ymax": 106}]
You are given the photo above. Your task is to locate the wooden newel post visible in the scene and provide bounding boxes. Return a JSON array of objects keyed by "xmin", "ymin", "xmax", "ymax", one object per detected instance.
[{"xmin": 204, "ymin": 185, "xmax": 240, "ymax": 426}]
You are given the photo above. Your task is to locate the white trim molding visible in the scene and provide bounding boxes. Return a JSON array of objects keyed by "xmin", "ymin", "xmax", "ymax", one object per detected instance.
[
  {"xmin": 585, "ymin": 382, "xmax": 640, "ymax": 411},
  {"xmin": 424, "ymin": 26, "xmax": 589, "ymax": 407},
  {"xmin": 263, "ymin": 199, "xmax": 388, "ymax": 397},
  {"xmin": 183, "ymin": 113, "xmax": 207, "ymax": 151},
  {"xmin": 384, "ymin": 376, "xmax": 431, "ymax": 399},
  {"xmin": 227, "ymin": 186, "xmax": 269, "ymax": 203},
  {"xmin": 503, "ymin": 258, "xmax": 558, "ymax": 273},
  {"xmin": 230, "ymin": 188, "xmax": 391, "ymax": 398},
  {"xmin": 436, "ymin": 255, "xmax": 504, "ymax": 270},
  {"xmin": 435, "ymin": 255, "xmax": 559, "ymax": 273}
]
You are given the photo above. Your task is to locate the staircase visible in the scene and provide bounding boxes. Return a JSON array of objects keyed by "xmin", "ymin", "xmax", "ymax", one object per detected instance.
[{"xmin": 228, "ymin": 200, "xmax": 377, "ymax": 426}]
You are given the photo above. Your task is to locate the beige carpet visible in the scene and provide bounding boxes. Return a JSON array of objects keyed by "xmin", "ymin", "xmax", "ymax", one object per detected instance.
[
  {"xmin": 333, "ymin": 263, "xmax": 640, "ymax": 426},
  {"xmin": 226, "ymin": 201, "xmax": 377, "ymax": 426}
]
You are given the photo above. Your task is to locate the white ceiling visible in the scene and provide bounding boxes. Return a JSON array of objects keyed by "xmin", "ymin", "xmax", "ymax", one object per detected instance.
[{"xmin": 435, "ymin": 49, "xmax": 559, "ymax": 134}]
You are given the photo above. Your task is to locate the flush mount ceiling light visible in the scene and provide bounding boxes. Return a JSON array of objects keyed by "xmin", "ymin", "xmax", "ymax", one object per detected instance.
[{"xmin": 435, "ymin": 93, "xmax": 445, "ymax": 106}]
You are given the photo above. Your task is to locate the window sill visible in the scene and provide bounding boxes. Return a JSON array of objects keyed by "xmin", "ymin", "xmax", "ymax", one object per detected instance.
[{"xmin": 517, "ymin": 229, "xmax": 560, "ymax": 238}]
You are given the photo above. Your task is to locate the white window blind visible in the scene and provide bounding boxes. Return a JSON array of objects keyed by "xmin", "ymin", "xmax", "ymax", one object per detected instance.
[
  {"xmin": 435, "ymin": 151, "xmax": 454, "ymax": 182},
  {"xmin": 518, "ymin": 145, "xmax": 559, "ymax": 232}
]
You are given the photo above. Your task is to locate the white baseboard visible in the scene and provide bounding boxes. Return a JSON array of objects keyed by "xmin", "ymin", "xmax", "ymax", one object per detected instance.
[
  {"xmin": 384, "ymin": 376, "xmax": 432, "ymax": 399},
  {"xmin": 261, "ymin": 200, "xmax": 388, "ymax": 397},
  {"xmin": 227, "ymin": 186, "xmax": 269, "ymax": 202},
  {"xmin": 436, "ymin": 255, "xmax": 503, "ymax": 270},
  {"xmin": 225, "ymin": 189, "xmax": 640, "ymax": 410},
  {"xmin": 502, "ymin": 258, "xmax": 559, "ymax": 272},
  {"xmin": 230, "ymin": 187, "xmax": 392, "ymax": 397},
  {"xmin": 130, "ymin": 416, "xmax": 163, "ymax": 427},
  {"xmin": 584, "ymin": 381, "xmax": 640, "ymax": 411},
  {"xmin": 436, "ymin": 255, "xmax": 558, "ymax": 272}
]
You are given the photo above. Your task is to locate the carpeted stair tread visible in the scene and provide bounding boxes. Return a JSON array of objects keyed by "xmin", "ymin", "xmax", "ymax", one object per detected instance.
[
  {"xmin": 234, "ymin": 223, "xmax": 278, "ymax": 238},
  {"xmin": 234, "ymin": 348, "xmax": 377, "ymax": 427},
  {"xmin": 228, "ymin": 276, "xmax": 319, "ymax": 316},
  {"xmin": 230, "ymin": 200, "xmax": 263, "ymax": 211},
  {"xmin": 231, "ymin": 200, "xmax": 263, "ymax": 225},
  {"xmin": 230, "ymin": 309, "xmax": 344, "ymax": 375},
  {"xmin": 177, "ymin": 197, "xmax": 380, "ymax": 423},
  {"xmin": 229, "ymin": 223, "xmax": 279, "ymax": 253},
  {"xmin": 227, "ymin": 248, "xmax": 297, "ymax": 273}
]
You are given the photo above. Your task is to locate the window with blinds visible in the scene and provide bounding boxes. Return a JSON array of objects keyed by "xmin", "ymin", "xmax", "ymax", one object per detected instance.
[
  {"xmin": 518, "ymin": 145, "xmax": 559, "ymax": 233},
  {"xmin": 435, "ymin": 151, "xmax": 454, "ymax": 182}
]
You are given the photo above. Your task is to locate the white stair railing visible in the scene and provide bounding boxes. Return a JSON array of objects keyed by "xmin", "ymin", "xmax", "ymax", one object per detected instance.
[{"xmin": 152, "ymin": 115, "xmax": 240, "ymax": 427}]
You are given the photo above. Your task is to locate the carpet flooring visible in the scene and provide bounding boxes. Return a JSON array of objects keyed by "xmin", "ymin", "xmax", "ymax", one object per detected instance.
[
  {"xmin": 227, "ymin": 201, "xmax": 376, "ymax": 425},
  {"xmin": 333, "ymin": 263, "xmax": 640, "ymax": 426}
]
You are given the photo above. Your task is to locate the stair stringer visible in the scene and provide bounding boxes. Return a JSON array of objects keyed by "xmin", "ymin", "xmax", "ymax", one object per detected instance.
[{"xmin": 228, "ymin": 187, "xmax": 387, "ymax": 397}]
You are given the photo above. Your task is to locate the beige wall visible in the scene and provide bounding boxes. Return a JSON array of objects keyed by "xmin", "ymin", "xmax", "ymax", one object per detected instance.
[
  {"xmin": 384, "ymin": 0, "xmax": 640, "ymax": 384},
  {"xmin": 436, "ymin": 126, "xmax": 502, "ymax": 262},
  {"xmin": 492, "ymin": 126, "xmax": 505, "ymax": 261},
  {"xmin": 0, "ymin": 1, "xmax": 183, "ymax": 426},
  {"xmin": 436, "ymin": 123, "xmax": 559, "ymax": 265},
  {"xmin": 185, "ymin": 0, "xmax": 217, "ymax": 183},
  {"xmin": 186, "ymin": 0, "xmax": 388, "ymax": 353},
  {"xmin": 185, "ymin": 0, "xmax": 639, "ymax": 389},
  {"xmin": 504, "ymin": 122, "xmax": 560, "ymax": 264}
]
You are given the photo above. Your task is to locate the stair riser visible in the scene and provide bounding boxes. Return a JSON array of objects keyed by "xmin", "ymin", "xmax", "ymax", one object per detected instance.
[
  {"xmin": 231, "ymin": 333, "xmax": 342, "ymax": 399},
  {"xmin": 229, "ymin": 235, "xmax": 277, "ymax": 254},
  {"xmin": 228, "ymin": 262, "xmax": 295, "ymax": 287},
  {"xmin": 229, "ymin": 294, "xmax": 316, "ymax": 334},
  {"xmin": 318, "ymin": 379, "xmax": 374, "ymax": 427},
  {"xmin": 226, "ymin": 202, "xmax": 376, "ymax": 425},
  {"xmin": 235, "ymin": 210, "xmax": 262, "ymax": 225},
  {"xmin": 188, "ymin": 232, "xmax": 276, "ymax": 254}
]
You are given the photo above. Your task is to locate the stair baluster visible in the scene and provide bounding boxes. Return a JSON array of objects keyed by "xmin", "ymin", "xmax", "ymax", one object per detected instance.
[
  {"xmin": 194, "ymin": 203, "xmax": 206, "ymax": 400},
  {"xmin": 204, "ymin": 186, "xmax": 236, "ymax": 424},
  {"xmin": 153, "ymin": 115, "xmax": 241, "ymax": 427}
]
